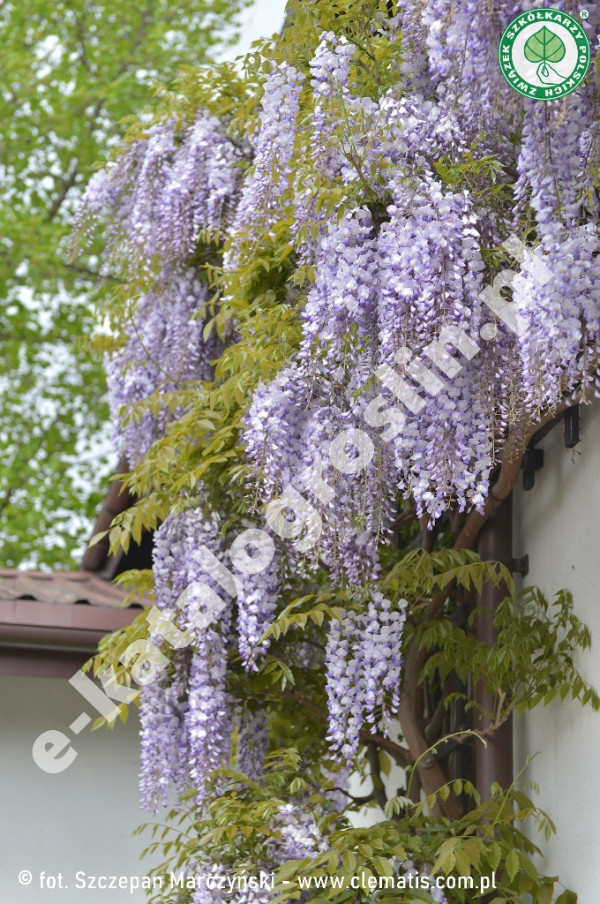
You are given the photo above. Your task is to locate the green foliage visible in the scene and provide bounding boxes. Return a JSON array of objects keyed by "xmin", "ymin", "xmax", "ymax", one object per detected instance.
[
  {"xmin": 0, "ymin": 0, "xmax": 248, "ymax": 567},
  {"xmin": 418, "ymin": 586, "xmax": 600, "ymax": 725},
  {"xmin": 87, "ymin": 547, "xmax": 593, "ymax": 902},
  {"xmin": 380, "ymin": 547, "xmax": 513, "ymax": 599},
  {"xmin": 267, "ymin": 779, "xmax": 559, "ymax": 904},
  {"xmin": 135, "ymin": 752, "xmax": 572, "ymax": 904}
]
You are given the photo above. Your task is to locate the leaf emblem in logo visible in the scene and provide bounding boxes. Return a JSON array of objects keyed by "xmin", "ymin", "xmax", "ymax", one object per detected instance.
[
  {"xmin": 524, "ymin": 26, "xmax": 566, "ymax": 63},
  {"xmin": 524, "ymin": 26, "xmax": 566, "ymax": 84}
]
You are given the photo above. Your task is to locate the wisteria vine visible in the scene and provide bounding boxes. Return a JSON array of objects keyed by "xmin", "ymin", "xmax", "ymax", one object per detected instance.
[{"xmin": 75, "ymin": 1, "xmax": 600, "ymax": 895}]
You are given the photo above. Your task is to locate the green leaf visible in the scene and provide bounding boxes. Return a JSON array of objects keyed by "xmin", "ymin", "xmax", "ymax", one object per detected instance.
[
  {"xmin": 505, "ymin": 849, "xmax": 519, "ymax": 882},
  {"xmin": 488, "ymin": 842, "xmax": 502, "ymax": 871},
  {"xmin": 374, "ymin": 856, "xmax": 394, "ymax": 878},
  {"xmin": 555, "ymin": 892, "xmax": 578, "ymax": 904},
  {"xmin": 342, "ymin": 851, "xmax": 357, "ymax": 873},
  {"xmin": 537, "ymin": 884, "xmax": 555, "ymax": 904},
  {"xmin": 524, "ymin": 26, "xmax": 566, "ymax": 63}
]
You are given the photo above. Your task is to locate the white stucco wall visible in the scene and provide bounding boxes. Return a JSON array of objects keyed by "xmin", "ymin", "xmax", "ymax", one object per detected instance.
[
  {"xmin": 513, "ymin": 400, "xmax": 600, "ymax": 902},
  {"xmin": 0, "ymin": 675, "xmax": 159, "ymax": 903}
]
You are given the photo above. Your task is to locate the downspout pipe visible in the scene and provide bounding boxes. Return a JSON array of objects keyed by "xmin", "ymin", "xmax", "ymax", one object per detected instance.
[{"xmin": 475, "ymin": 492, "xmax": 514, "ymax": 798}]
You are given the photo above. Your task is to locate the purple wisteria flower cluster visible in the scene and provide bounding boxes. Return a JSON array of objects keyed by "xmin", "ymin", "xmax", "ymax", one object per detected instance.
[
  {"xmin": 244, "ymin": 0, "xmax": 600, "ymax": 547},
  {"xmin": 105, "ymin": 266, "xmax": 222, "ymax": 466},
  {"xmin": 234, "ymin": 540, "xmax": 282, "ymax": 671},
  {"xmin": 140, "ymin": 506, "xmax": 233, "ymax": 811},
  {"xmin": 75, "ymin": 113, "xmax": 242, "ymax": 272},
  {"xmin": 142, "ymin": 508, "xmax": 288, "ymax": 808},
  {"xmin": 238, "ymin": 1, "xmax": 600, "ymax": 780},
  {"xmin": 227, "ymin": 63, "xmax": 304, "ymax": 267},
  {"xmin": 326, "ymin": 593, "xmax": 407, "ymax": 761},
  {"xmin": 75, "ymin": 111, "xmax": 242, "ymax": 465}
]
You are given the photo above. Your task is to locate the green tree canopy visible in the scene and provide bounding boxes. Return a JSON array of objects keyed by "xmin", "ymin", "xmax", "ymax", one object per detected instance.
[{"xmin": 0, "ymin": 0, "xmax": 248, "ymax": 568}]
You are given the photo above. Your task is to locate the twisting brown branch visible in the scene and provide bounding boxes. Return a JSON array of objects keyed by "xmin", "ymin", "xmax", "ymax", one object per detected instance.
[
  {"xmin": 398, "ymin": 637, "xmax": 463, "ymax": 819},
  {"xmin": 424, "ymin": 677, "xmax": 453, "ymax": 743},
  {"xmin": 332, "ymin": 787, "xmax": 377, "ymax": 806},
  {"xmin": 455, "ymin": 393, "xmax": 583, "ymax": 551},
  {"xmin": 279, "ymin": 691, "xmax": 411, "ymax": 767}
]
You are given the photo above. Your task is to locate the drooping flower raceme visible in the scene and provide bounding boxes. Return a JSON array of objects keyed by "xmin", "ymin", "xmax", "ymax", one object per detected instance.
[
  {"xmin": 234, "ymin": 539, "xmax": 282, "ymax": 671},
  {"xmin": 75, "ymin": 111, "xmax": 242, "ymax": 273},
  {"xmin": 77, "ymin": 110, "xmax": 241, "ymax": 466},
  {"xmin": 139, "ymin": 661, "xmax": 190, "ymax": 813},
  {"xmin": 160, "ymin": 113, "xmax": 244, "ymax": 264},
  {"xmin": 141, "ymin": 506, "xmax": 234, "ymax": 810},
  {"xmin": 105, "ymin": 266, "xmax": 221, "ymax": 466},
  {"xmin": 226, "ymin": 63, "xmax": 304, "ymax": 267},
  {"xmin": 325, "ymin": 594, "xmax": 408, "ymax": 762}
]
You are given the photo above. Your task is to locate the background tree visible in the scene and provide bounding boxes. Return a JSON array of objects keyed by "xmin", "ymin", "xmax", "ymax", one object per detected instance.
[{"xmin": 0, "ymin": 0, "xmax": 248, "ymax": 568}]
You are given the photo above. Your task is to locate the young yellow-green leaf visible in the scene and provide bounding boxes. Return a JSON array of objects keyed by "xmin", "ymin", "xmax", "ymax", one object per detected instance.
[
  {"xmin": 342, "ymin": 851, "xmax": 357, "ymax": 873},
  {"xmin": 505, "ymin": 849, "xmax": 519, "ymax": 882},
  {"xmin": 555, "ymin": 892, "xmax": 577, "ymax": 904},
  {"xmin": 374, "ymin": 856, "xmax": 394, "ymax": 878},
  {"xmin": 487, "ymin": 841, "xmax": 502, "ymax": 871}
]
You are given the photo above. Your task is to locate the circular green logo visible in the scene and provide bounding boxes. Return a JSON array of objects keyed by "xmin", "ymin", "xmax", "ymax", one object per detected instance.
[{"xmin": 498, "ymin": 9, "xmax": 591, "ymax": 100}]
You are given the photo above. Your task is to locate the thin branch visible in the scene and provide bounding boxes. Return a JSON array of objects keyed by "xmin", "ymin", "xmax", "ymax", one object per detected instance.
[
  {"xmin": 62, "ymin": 262, "xmax": 124, "ymax": 284},
  {"xmin": 45, "ymin": 161, "xmax": 79, "ymax": 222},
  {"xmin": 331, "ymin": 786, "xmax": 377, "ymax": 806},
  {"xmin": 114, "ymin": 0, "xmax": 154, "ymax": 79},
  {"xmin": 75, "ymin": 8, "xmax": 94, "ymax": 74},
  {"xmin": 360, "ymin": 730, "xmax": 411, "ymax": 768},
  {"xmin": 390, "ymin": 506, "xmax": 419, "ymax": 530},
  {"xmin": 43, "ymin": 2, "xmax": 154, "ymax": 226},
  {"xmin": 366, "ymin": 741, "xmax": 389, "ymax": 812}
]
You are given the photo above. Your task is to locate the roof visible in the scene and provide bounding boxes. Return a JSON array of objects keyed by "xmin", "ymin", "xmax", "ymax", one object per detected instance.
[
  {"xmin": 0, "ymin": 568, "xmax": 149, "ymax": 680},
  {"xmin": 0, "ymin": 456, "xmax": 155, "ymax": 679},
  {"xmin": 0, "ymin": 568, "xmax": 135, "ymax": 608}
]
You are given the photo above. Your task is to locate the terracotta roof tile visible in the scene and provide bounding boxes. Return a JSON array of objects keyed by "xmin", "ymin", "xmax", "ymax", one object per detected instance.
[{"xmin": 0, "ymin": 569, "xmax": 146, "ymax": 609}]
